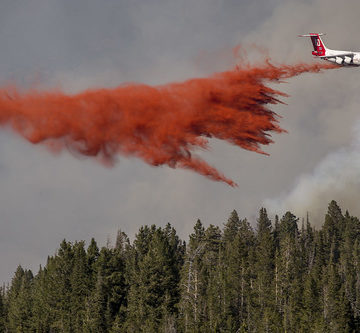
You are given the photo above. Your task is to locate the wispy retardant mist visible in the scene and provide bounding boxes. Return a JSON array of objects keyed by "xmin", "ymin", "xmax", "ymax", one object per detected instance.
[{"xmin": 0, "ymin": 61, "xmax": 336, "ymax": 186}]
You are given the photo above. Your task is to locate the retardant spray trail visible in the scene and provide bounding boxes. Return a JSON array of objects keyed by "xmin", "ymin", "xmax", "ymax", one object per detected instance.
[{"xmin": 0, "ymin": 62, "xmax": 336, "ymax": 186}]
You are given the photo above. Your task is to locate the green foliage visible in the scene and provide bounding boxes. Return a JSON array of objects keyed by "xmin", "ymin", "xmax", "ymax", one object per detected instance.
[
  {"xmin": 124, "ymin": 224, "xmax": 184, "ymax": 332},
  {"xmin": 7, "ymin": 266, "xmax": 34, "ymax": 332},
  {"xmin": 3, "ymin": 200, "xmax": 360, "ymax": 332}
]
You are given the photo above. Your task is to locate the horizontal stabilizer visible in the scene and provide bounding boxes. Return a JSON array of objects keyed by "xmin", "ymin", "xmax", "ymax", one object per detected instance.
[{"xmin": 298, "ymin": 33, "xmax": 325, "ymax": 37}]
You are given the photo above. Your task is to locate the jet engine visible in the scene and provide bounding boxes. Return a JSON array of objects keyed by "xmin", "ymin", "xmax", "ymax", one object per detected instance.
[
  {"xmin": 353, "ymin": 54, "xmax": 360, "ymax": 65},
  {"xmin": 344, "ymin": 56, "xmax": 352, "ymax": 64},
  {"xmin": 335, "ymin": 57, "xmax": 343, "ymax": 65}
]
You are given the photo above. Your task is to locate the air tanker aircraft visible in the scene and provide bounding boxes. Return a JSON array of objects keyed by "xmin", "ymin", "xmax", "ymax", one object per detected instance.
[{"xmin": 299, "ymin": 33, "xmax": 360, "ymax": 66}]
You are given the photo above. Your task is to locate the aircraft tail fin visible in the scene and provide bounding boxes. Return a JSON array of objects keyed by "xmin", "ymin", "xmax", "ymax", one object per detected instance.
[{"xmin": 298, "ymin": 33, "xmax": 327, "ymax": 56}]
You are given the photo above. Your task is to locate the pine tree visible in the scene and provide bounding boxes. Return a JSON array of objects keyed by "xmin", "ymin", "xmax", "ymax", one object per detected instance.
[
  {"xmin": 323, "ymin": 201, "xmax": 344, "ymax": 261},
  {"xmin": 46, "ymin": 240, "xmax": 75, "ymax": 332},
  {"xmin": 31, "ymin": 266, "xmax": 52, "ymax": 332},
  {"xmin": 87, "ymin": 237, "xmax": 100, "ymax": 287},
  {"xmin": 7, "ymin": 265, "xmax": 25, "ymax": 331},
  {"xmin": 339, "ymin": 213, "xmax": 359, "ymax": 330},
  {"xmin": 219, "ymin": 210, "xmax": 242, "ymax": 331},
  {"xmin": 325, "ymin": 253, "xmax": 352, "ymax": 332},
  {"xmin": 84, "ymin": 271, "xmax": 108, "ymax": 332},
  {"xmin": 179, "ymin": 219, "xmax": 206, "ymax": 332},
  {"xmin": 86, "ymin": 243, "xmax": 128, "ymax": 330},
  {"xmin": 219, "ymin": 212, "xmax": 255, "ymax": 332},
  {"xmin": 0, "ymin": 286, "xmax": 5, "ymax": 332},
  {"xmin": 276, "ymin": 212, "xmax": 301, "ymax": 332},
  {"xmin": 352, "ymin": 239, "xmax": 360, "ymax": 329},
  {"xmin": 107, "ymin": 245, "xmax": 128, "ymax": 326},
  {"xmin": 125, "ymin": 225, "xmax": 183, "ymax": 332},
  {"xmin": 70, "ymin": 241, "xmax": 90, "ymax": 331},
  {"xmin": 254, "ymin": 208, "xmax": 276, "ymax": 331},
  {"xmin": 301, "ymin": 273, "xmax": 321, "ymax": 331},
  {"xmin": 7, "ymin": 267, "xmax": 34, "ymax": 332},
  {"xmin": 223, "ymin": 210, "xmax": 241, "ymax": 243},
  {"xmin": 202, "ymin": 224, "xmax": 222, "ymax": 331}
]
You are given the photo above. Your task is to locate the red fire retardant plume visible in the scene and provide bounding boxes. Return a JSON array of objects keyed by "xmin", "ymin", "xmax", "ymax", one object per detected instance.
[{"xmin": 0, "ymin": 62, "xmax": 336, "ymax": 186}]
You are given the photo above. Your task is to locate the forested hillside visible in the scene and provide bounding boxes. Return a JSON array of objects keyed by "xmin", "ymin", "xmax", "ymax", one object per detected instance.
[{"xmin": 1, "ymin": 200, "xmax": 360, "ymax": 332}]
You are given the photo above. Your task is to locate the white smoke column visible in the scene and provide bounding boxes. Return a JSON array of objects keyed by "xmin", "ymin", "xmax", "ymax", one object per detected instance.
[{"xmin": 264, "ymin": 121, "xmax": 360, "ymax": 226}]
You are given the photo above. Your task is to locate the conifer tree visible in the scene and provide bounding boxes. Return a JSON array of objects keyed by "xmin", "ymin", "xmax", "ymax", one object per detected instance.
[
  {"xmin": 301, "ymin": 273, "xmax": 321, "ymax": 331},
  {"xmin": 87, "ymin": 237, "xmax": 100, "ymax": 287},
  {"xmin": 179, "ymin": 219, "xmax": 207, "ymax": 332},
  {"xmin": 219, "ymin": 212, "xmax": 255, "ymax": 332},
  {"xmin": 89, "ymin": 244, "xmax": 127, "ymax": 330},
  {"xmin": 323, "ymin": 201, "xmax": 344, "ymax": 261},
  {"xmin": 276, "ymin": 212, "xmax": 301, "ymax": 332},
  {"xmin": 31, "ymin": 266, "xmax": 52, "ymax": 332},
  {"xmin": 202, "ymin": 224, "xmax": 222, "ymax": 331},
  {"xmin": 352, "ymin": 239, "xmax": 360, "ymax": 329},
  {"xmin": 70, "ymin": 241, "xmax": 90, "ymax": 331},
  {"xmin": 254, "ymin": 208, "xmax": 276, "ymax": 331},
  {"xmin": 84, "ymin": 271, "xmax": 108, "ymax": 332},
  {"xmin": 223, "ymin": 210, "xmax": 241, "ymax": 243},
  {"xmin": 45, "ymin": 240, "xmax": 75, "ymax": 331},
  {"xmin": 219, "ymin": 210, "xmax": 242, "ymax": 331},
  {"xmin": 7, "ymin": 265, "xmax": 25, "ymax": 330},
  {"xmin": 0, "ymin": 286, "xmax": 5, "ymax": 332},
  {"xmin": 7, "ymin": 267, "xmax": 34, "ymax": 332},
  {"xmin": 125, "ymin": 225, "xmax": 183, "ymax": 332}
]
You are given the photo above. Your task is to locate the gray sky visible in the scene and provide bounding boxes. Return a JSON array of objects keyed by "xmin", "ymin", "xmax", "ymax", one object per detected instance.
[{"xmin": 1, "ymin": 0, "xmax": 359, "ymax": 283}]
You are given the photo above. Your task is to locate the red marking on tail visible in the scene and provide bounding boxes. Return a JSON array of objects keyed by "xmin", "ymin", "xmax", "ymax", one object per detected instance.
[{"xmin": 309, "ymin": 33, "xmax": 326, "ymax": 57}]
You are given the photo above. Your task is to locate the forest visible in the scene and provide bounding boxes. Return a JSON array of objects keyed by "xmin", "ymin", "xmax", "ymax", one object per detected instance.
[{"xmin": 1, "ymin": 200, "xmax": 359, "ymax": 332}]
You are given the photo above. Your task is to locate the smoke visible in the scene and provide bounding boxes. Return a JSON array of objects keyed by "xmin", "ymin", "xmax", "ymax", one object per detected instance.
[
  {"xmin": 0, "ymin": 61, "xmax": 335, "ymax": 186},
  {"xmin": 264, "ymin": 121, "xmax": 360, "ymax": 225}
]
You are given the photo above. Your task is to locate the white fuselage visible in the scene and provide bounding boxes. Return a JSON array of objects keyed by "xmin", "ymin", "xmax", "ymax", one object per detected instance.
[{"xmin": 322, "ymin": 49, "xmax": 360, "ymax": 66}]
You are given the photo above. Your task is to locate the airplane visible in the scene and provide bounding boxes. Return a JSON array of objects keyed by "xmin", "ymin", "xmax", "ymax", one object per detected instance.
[{"xmin": 299, "ymin": 33, "xmax": 360, "ymax": 66}]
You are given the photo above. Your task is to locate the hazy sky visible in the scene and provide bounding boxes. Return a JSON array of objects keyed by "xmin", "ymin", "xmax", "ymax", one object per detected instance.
[{"xmin": 1, "ymin": 0, "xmax": 360, "ymax": 283}]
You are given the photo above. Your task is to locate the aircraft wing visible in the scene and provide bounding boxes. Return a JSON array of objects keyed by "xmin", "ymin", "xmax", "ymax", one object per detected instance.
[{"xmin": 319, "ymin": 53, "xmax": 354, "ymax": 58}]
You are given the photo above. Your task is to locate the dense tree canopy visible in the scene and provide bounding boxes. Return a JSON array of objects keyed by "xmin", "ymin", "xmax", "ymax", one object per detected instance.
[{"xmin": 2, "ymin": 201, "xmax": 360, "ymax": 332}]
